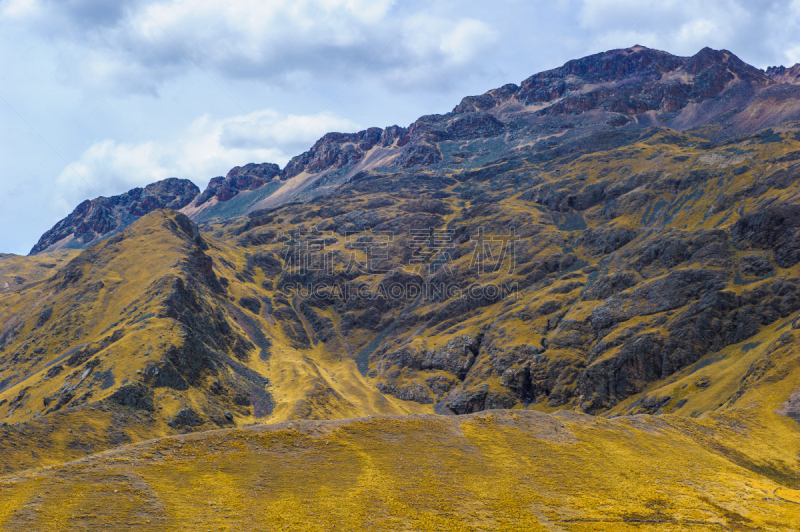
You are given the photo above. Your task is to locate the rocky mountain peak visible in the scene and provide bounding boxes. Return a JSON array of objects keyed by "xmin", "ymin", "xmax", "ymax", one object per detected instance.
[
  {"xmin": 767, "ymin": 63, "xmax": 800, "ymax": 84},
  {"xmin": 194, "ymin": 162, "xmax": 281, "ymax": 206},
  {"xmin": 281, "ymin": 127, "xmax": 389, "ymax": 180},
  {"xmin": 31, "ymin": 46, "xmax": 800, "ymax": 255},
  {"xmin": 30, "ymin": 178, "xmax": 199, "ymax": 254},
  {"xmin": 454, "ymin": 46, "xmax": 772, "ymax": 115}
]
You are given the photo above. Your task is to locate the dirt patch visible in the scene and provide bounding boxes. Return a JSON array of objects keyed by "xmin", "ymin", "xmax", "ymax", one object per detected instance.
[{"xmin": 775, "ymin": 387, "xmax": 800, "ymax": 424}]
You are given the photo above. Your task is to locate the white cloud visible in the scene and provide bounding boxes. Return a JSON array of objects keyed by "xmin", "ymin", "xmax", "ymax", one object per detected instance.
[
  {"xmin": 785, "ymin": 44, "xmax": 800, "ymax": 65},
  {"xmin": 52, "ymin": 108, "xmax": 361, "ymax": 211},
  {"xmin": 575, "ymin": 0, "xmax": 800, "ymax": 68},
  {"xmin": 439, "ymin": 18, "xmax": 497, "ymax": 65},
  {"xmin": 9, "ymin": 0, "xmax": 500, "ymax": 92},
  {"xmin": 218, "ymin": 110, "xmax": 361, "ymax": 150},
  {"xmin": 1, "ymin": 0, "xmax": 37, "ymax": 17}
]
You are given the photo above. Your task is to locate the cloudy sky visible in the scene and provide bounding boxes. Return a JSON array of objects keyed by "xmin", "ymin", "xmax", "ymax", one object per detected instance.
[{"xmin": 1, "ymin": 0, "xmax": 800, "ymax": 254}]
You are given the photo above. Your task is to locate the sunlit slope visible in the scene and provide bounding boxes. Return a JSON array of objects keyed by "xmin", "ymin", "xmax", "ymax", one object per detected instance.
[
  {"xmin": 200, "ymin": 236, "xmax": 433, "ymax": 422},
  {"xmin": 0, "ymin": 250, "xmax": 79, "ymax": 289},
  {"xmin": 1, "ymin": 410, "xmax": 799, "ymax": 531},
  {"xmin": 0, "ymin": 210, "xmax": 195, "ymax": 424},
  {"xmin": 0, "ymin": 210, "xmax": 424, "ymax": 474},
  {"xmin": 0, "ymin": 211, "xmax": 215, "ymax": 472}
]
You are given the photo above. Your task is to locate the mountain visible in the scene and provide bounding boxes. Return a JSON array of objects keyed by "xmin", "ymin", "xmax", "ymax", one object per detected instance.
[
  {"xmin": 214, "ymin": 122, "xmax": 800, "ymax": 416},
  {"xmin": 4, "ymin": 45, "xmax": 800, "ymax": 528},
  {"xmin": 32, "ymin": 46, "xmax": 800, "ymax": 254},
  {"xmin": 3, "ymin": 209, "xmax": 420, "ymax": 472},
  {"xmin": 30, "ymin": 178, "xmax": 199, "ymax": 254},
  {"xmin": 768, "ymin": 63, "xmax": 800, "ymax": 84}
]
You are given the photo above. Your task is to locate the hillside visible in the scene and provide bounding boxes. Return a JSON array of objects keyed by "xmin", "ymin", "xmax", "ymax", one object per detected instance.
[
  {"xmin": 1, "ymin": 410, "xmax": 800, "ymax": 531},
  {"xmin": 2, "ymin": 44, "xmax": 800, "ymax": 529},
  {"xmin": 208, "ymin": 122, "xmax": 800, "ymax": 416},
  {"xmin": 1, "ymin": 211, "xmax": 422, "ymax": 473}
]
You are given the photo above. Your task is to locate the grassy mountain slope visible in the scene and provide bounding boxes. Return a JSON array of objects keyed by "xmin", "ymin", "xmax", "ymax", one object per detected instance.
[
  {"xmin": 208, "ymin": 123, "xmax": 800, "ymax": 418},
  {"xmin": 3, "ymin": 124, "xmax": 800, "ymax": 529},
  {"xmin": 0, "ymin": 210, "xmax": 426, "ymax": 474},
  {"xmin": 1, "ymin": 410, "xmax": 799, "ymax": 530},
  {"xmin": 0, "ymin": 251, "xmax": 79, "ymax": 288},
  {"xmin": 4, "ymin": 45, "xmax": 800, "ymax": 529}
]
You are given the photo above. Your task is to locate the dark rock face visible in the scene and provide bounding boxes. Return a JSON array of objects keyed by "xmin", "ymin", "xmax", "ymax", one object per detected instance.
[
  {"xmin": 36, "ymin": 307, "xmax": 53, "ymax": 328},
  {"xmin": 299, "ymin": 303, "xmax": 335, "ymax": 343},
  {"xmin": 767, "ymin": 64, "xmax": 800, "ymax": 85},
  {"xmin": 227, "ymin": 162, "xmax": 281, "ymax": 184},
  {"xmin": 731, "ymin": 204, "xmax": 800, "ymax": 268},
  {"xmin": 271, "ymin": 305, "xmax": 311, "ymax": 347},
  {"xmin": 253, "ymin": 252, "xmax": 282, "ymax": 277},
  {"xmin": 740, "ymin": 254, "xmax": 773, "ymax": 277},
  {"xmin": 239, "ymin": 296, "xmax": 262, "ymax": 314},
  {"xmin": 282, "ymin": 128, "xmax": 385, "ymax": 179},
  {"xmin": 268, "ymin": 110, "xmax": 504, "ymax": 180},
  {"xmin": 380, "ymin": 125, "xmax": 409, "ymax": 146},
  {"xmin": 195, "ymin": 163, "xmax": 281, "ymax": 205},
  {"xmin": 453, "ymin": 46, "xmax": 772, "ymax": 120},
  {"xmin": 445, "ymin": 113, "xmax": 505, "ymax": 140},
  {"xmin": 45, "ymin": 365, "xmax": 64, "ymax": 378},
  {"xmin": 518, "ymin": 46, "xmax": 769, "ymax": 115},
  {"xmin": 452, "ymin": 83, "xmax": 520, "ymax": 113},
  {"xmin": 168, "ymin": 407, "xmax": 203, "ymax": 428},
  {"xmin": 590, "ymin": 269, "xmax": 730, "ymax": 330},
  {"xmin": 376, "ymin": 381, "xmax": 434, "ymax": 404},
  {"xmin": 396, "ymin": 145, "xmax": 443, "ymax": 168},
  {"xmin": 30, "ymin": 178, "xmax": 200, "ymax": 254},
  {"xmin": 376, "ymin": 335, "xmax": 481, "ymax": 382},
  {"xmin": 108, "ymin": 384, "xmax": 155, "ymax": 411},
  {"xmin": 585, "ymin": 271, "xmax": 639, "ymax": 300},
  {"xmin": 447, "ymin": 387, "xmax": 518, "ymax": 414},
  {"xmin": 580, "ymin": 227, "xmax": 638, "ymax": 255},
  {"xmin": 579, "ymin": 277, "xmax": 800, "ymax": 412},
  {"xmin": 521, "ymin": 177, "xmax": 616, "ymax": 213}
]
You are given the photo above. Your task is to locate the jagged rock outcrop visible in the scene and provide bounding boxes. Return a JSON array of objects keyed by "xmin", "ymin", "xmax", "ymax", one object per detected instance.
[
  {"xmin": 731, "ymin": 203, "xmax": 800, "ymax": 268},
  {"xmin": 282, "ymin": 128, "xmax": 385, "ymax": 179},
  {"xmin": 195, "ymin": 163, "xmax": 281, "ymax": 205},
  {"xmin": 108, "ymin": 383, "xmax": 155, "ymax": 411},
  {"xmin": 767, "ymin": 63, "xmax": 800, "ymax": 84},
  {"xmin": 454, "ymin": 46, "xmax": 773, "ymax": 119},
  {"xmin": 30, "ymin": 178, "xmax": 200, "ymax": 254}
]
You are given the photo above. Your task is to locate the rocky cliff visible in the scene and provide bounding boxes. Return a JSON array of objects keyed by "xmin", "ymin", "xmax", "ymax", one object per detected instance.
[
  {"xmin": 30, "ymin": 178, "xmax": 199, "ymax": 254},
  {"xmin": 194, "ymin": 162, "xmax": 281, "ymax": 206},
  {"xmin": 35, "ymin": 46, "xmax": 800, "ymax": 253},
  {"xmin": 768, "ymin": 63, "xmax": 800, "ymax": 84}
]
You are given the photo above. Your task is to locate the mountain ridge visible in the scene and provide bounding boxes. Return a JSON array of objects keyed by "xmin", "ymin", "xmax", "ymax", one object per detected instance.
[
  {"xmin": 29, "ymin": 45, "xmax": 800, "ymax": 255},
  {"xmin": 4, "ymin": 44, "xmax": 800, "ymax": 529},
  {"xmin": 30, "ymin": 178, "xmax": 200, "ymax": 254}
]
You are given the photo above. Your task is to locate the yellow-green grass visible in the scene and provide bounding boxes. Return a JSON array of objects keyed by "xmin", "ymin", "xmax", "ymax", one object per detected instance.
[{"xmin": 1, "ymin": 410, "xmax": 799, "ymax": 531}]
